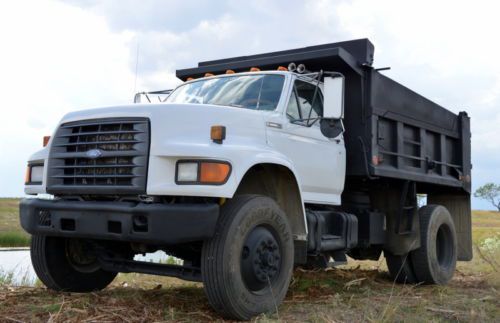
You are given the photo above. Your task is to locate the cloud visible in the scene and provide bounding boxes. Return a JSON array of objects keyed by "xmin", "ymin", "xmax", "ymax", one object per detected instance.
[
  {"xmin": 0, "ymin": 0, "xmax": 136, "ymax": 196},
  {"xmin": 1, "ymin": 0, "xmax": 499, "ymax": 210},
  {"xmin": 64, "ymin": 0, "xmax": 229, "ymax": 33}
]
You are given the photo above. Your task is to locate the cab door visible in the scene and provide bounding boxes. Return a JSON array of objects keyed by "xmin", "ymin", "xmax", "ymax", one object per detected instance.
[{"xmin": 266, "ymin": 77, "xmax": 345, "ymax": 205}]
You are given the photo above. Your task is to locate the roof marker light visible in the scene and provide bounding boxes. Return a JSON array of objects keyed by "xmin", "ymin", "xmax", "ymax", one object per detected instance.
[
  {"xmin": 43, "ymin": 136, "xmax": 50, "ymax": 147},
  {"xmin": 249, "ymin": 67, "xmax": 260, "ymax": 72},
  {"xmin": 225, "ymin": 69, "xmax": 235, "ymax": 74},
  {"xmin": 277, "ymin": 66, "xmax": 288, "ymax": 71},
  {"xmin": 204, "ymin": 73, "xmax": 215, "ymax": 77}
]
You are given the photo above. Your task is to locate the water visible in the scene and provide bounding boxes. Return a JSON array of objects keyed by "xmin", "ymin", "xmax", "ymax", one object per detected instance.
[
  {"xmin": 0, "ymin": 248, "xmax": 36, "ymax": 286},
  {"xmin": 0, "ymin": 249, "xmax": 170, "ymax": 286}
]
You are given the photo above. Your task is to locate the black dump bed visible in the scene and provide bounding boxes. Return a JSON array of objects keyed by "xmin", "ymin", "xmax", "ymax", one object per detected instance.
[{"xmin": 176, "ymin": 39, "xmax": 472, "ymax": 194}]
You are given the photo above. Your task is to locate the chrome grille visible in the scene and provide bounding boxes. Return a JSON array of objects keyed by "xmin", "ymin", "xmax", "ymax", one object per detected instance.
[{"xmin": 47, "ymin": 118, "xmax": 150, "ymax": 195}]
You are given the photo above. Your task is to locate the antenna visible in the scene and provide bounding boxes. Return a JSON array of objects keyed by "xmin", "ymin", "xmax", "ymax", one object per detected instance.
[{"xmin": 133, "ymin": 38, "xmax": 140, "ymax": 94}]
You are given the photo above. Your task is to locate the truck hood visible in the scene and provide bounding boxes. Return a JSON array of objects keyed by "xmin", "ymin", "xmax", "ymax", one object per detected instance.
[{"xmin": 60, "ymin": 103, "xmax": 269, "ymax": 157}]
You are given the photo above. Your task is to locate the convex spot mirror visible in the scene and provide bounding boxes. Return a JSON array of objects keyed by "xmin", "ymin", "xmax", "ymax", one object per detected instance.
[{"xmin": 322, "ymin": 75, "xmax": 344, "ymax": 119}]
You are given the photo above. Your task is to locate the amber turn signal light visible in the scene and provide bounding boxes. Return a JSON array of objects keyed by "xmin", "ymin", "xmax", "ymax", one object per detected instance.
[
  {"xmin": 43, "ymin": 136, "xmax": 50, "ymax": 147},
  {"xmin": 210, "ymin": 125, "xmax": 226, "ymax": 144},
  {"xmin": 200, "ymin": 162, "xmax": 231, "ymax": 184},
  {"xmin": 25, "ymin": 166, "xmax": 31, "ymax": 184}
]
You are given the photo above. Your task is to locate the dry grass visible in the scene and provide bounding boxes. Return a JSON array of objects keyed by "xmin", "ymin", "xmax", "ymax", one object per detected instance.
[{"xmin": 0, "ymin": 267, "xmax": 498, "ymax": 322}]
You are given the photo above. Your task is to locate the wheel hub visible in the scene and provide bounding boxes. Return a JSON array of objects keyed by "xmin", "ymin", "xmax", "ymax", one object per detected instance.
[
  {"xmin": 65, "ymin": 239, "xmax": 100, "ymax": 273},
  {"xmin": 241, "ymin": 226, "xmax": 281, "ymax": 291}
]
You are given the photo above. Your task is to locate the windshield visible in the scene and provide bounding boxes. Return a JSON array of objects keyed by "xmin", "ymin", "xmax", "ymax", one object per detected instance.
[{"xmin": 166, "ymin": 74, "xmax": 285, "ymax": 110}]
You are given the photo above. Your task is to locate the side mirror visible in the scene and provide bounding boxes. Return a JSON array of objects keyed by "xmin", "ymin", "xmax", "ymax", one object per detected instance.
[{"xmin": 322, "ymin": 75, "xmax": 344, "ymax": 119}]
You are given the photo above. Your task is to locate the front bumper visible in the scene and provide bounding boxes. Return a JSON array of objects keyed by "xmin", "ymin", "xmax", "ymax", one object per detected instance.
[{"xmin": 19, "ymin": 198, "xmax": 219, "ymax": 245}]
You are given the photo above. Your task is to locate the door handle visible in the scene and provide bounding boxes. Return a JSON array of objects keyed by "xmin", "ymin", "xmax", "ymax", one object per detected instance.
[{"xmin": 266, "ymin": 122, "xmax": 282, "ymax": 129}]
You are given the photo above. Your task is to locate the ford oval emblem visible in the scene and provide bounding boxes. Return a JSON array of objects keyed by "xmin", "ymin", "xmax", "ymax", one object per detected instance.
[{"xmin": 86, "ymin": 149, "xmax": 103, "ymax": 159}]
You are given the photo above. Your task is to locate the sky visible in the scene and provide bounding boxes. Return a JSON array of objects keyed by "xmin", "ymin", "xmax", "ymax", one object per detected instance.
[{"xmin": 0, "ymin": 0, "xmax": 499, "ymax": 210}]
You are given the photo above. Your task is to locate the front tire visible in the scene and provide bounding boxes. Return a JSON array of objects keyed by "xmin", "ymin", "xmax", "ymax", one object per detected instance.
[
  {"xmin": 31, "ymin": 235, "xmax": 117, "ymax": 292},
  {"xmin": 202, "ymin": 195, "xmax": 294, "ymax": 320}
]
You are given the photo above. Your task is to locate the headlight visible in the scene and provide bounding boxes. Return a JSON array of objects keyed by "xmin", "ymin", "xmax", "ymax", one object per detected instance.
[
  {"xmin": 176, "ymin": 160, "xmax": 231, "ymax": 185},
  {"xmin": 25, "ymin": 164, "xmax": 44, "ymax": 184},
  {"xmin": 176, "ymin": 162, "xmax": 199, "ymax": 182}
]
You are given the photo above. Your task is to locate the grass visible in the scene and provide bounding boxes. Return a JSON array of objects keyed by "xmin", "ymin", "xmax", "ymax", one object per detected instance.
[
  {"xmin": 0, "ymin": 265, "xmax": 498, "ymax": 322},
  {"xmin": 0, "ymin": 198, "xmax": 30, "ymax": 248},
  {"xmin": 0, "ymin": 198, "xmax": 499, "ymax": 321},
  {"xmin": 0, "ymin": 231, "xmax": 30, "ymax": 247}
]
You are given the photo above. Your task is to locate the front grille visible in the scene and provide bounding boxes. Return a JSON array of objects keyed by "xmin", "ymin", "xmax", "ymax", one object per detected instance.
[{"xmin": 47, "ymin": 118, "xmax": 150, "ymax": 195}]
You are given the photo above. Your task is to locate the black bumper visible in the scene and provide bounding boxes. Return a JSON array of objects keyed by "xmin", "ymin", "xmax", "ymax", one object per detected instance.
[{"xmin": 19, "ymin": 198, "xmax": 219, "ymax": 245}]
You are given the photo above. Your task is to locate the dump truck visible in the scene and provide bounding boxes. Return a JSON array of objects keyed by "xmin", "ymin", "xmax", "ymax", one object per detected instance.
[{"xmin": 20, "ymin": 38, "xmax": 472, "ymax": 320}]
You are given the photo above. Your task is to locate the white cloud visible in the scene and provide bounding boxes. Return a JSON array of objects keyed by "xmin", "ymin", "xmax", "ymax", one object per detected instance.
[
  {"xmin": 1, "ymin": 0, "xmax": 499, "ymax": 210},
  {"xmin": 0, "ymin": 0, "xmax": 135, "ymax": 196}
]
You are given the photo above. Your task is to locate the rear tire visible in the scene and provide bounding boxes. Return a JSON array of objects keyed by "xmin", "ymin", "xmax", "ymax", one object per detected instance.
[
  {"xmin": 385, "ymin": 251, "xmax": 417, "ymax": 284},
  {"xmin": 31, "ymin": 235, "xmax": 117, "ymax": 292},
  {"xmin": 201, "ymin": 195, "xmax": 294, "ymax": 320},
  {"xmin": 410, "ymin": 205, "xmax": 457, "ymax": 284}
]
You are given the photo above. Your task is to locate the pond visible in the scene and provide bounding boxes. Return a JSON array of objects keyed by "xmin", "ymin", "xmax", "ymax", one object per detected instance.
[{"xmin": 0, "ymin": 248, "xmax": 170, "ymax": 286}]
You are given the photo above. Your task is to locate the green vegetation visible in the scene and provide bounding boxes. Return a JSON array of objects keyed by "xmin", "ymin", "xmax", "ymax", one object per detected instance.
[
  {"xmin": 0, "ymin": 231, "xmax": 30, "ymax": 247},
  {"xmin": 0, "ymin": 268, "xmax": 34, "ymax": 286},
  {"xmin": 0, "ymin": 198, "xmax": 30, "ymax": 247},
  {"xmin": 0, "ymin": 198, "xmax": 499, "ymax": 321}
]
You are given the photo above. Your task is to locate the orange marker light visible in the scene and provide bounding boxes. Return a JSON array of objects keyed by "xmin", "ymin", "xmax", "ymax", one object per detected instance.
[
  {"xmin": 43, "ymin": 136, "xmax": 51, "ymax": 147},
  {"xmin": 200, "ymin": 162, "xmax": 231, "ymax": 184},
  {"xmin": 186, "ymin": 77, "xmax": 195, "ymax": 81},
  {"xmin": 249, "ymin": 67, "xmax": 260, "ymax": 72},
  {"xmin": 277, "ymin": 66, "xmax": 288, "ymax": 71},
  {"xmin": 210, "ymin": 125, "xmax": 226, "ymax": 144},
  {"xmin": 204, "ymin": 73, "xmax": 215, "ymax": 77},
  {"xmin": 25, "ymin": 166, "xmax": 31, "ymax": 184},
  {"xmin": 225, "ymin": 69, "xmax": 235, "ymax": 74}
]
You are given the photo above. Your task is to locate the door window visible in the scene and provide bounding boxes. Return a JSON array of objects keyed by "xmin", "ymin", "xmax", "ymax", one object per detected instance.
[
  {"xmin": 286, "ymin": 89, "xmax": 301, "ymax": 120},
  {"xmin": 286, "ymin": 79, "xmax": 323, "ymax": 125}
]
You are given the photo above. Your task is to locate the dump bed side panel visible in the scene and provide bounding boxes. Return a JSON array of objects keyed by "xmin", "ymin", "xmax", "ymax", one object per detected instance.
[{"xmin": 365, "ymin": 71, "xmax": 471, "ymax": 192}]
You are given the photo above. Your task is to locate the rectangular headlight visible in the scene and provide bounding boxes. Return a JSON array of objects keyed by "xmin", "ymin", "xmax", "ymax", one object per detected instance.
[
  {"xmin": 176, "ymin": 162, "xmax": 199, "ymax": 183},
  {"xmin": 30, "ymin": 165, "xmax": 44, "ymax": 183}
]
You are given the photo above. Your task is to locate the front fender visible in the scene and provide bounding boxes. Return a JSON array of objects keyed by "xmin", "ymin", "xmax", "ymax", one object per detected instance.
[{"xmin": 146, "ymin": 141, "xmax": 303, "ymax": 199}]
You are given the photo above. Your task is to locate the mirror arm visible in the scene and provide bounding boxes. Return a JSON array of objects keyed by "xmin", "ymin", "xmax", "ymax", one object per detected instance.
[{"xmin": 307, "ymin": 70, "xmax": 324, "ymax": 126}]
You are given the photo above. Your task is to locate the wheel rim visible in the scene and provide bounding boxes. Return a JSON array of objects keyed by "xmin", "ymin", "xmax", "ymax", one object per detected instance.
[
  {"xmin": 65, "ymin": 239, "xmax": 100, "ymax": 273},
  {"xmin": 435, "ymin": 224, "xmax": 454, "ymax": 269},
  {"xmin": 240, "ymin": 225, "xmax": 282, "ymax": 292}
]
